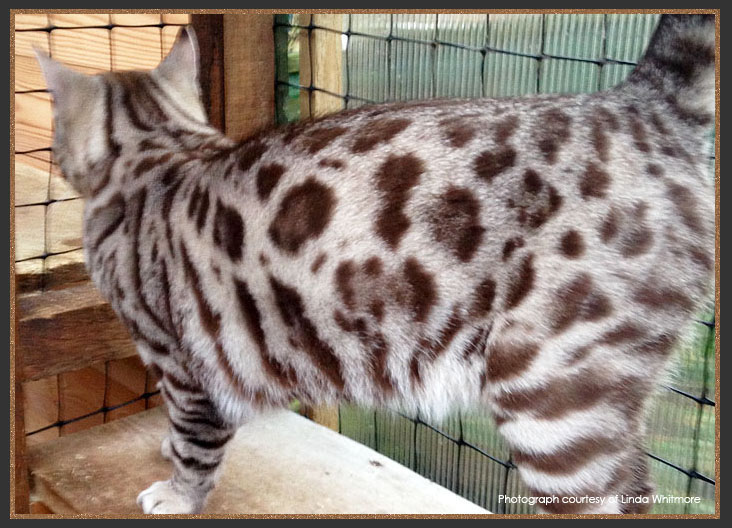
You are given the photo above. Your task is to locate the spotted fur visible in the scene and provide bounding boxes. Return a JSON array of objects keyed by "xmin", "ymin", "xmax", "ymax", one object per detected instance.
[{"xmin": 37, "ymin": 15, "xmax": 715, "ymax": 514}]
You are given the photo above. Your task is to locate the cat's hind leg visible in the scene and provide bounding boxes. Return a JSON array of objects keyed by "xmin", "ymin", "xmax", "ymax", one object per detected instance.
[
  {"xmin": 485, "ymin": 320, "xmax": 666, "ymax": 514},
  {"xmin": 138, "ymin": 369, "xmax": 238, "ymax": 514}
]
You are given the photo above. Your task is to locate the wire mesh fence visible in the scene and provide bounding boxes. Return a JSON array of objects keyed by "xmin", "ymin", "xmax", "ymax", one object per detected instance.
[{"xmin": 274, "ymin": 13, "xmax": 716, "ymax": 514}]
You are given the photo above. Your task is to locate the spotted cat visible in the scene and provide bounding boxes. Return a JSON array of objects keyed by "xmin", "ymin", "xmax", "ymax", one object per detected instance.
[{"xmin": 35, "ymin": 14, "xmax": 715, "ymax": 514}]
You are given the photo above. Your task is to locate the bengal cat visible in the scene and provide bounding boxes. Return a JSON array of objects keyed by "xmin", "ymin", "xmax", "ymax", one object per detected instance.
[{"xmin": 34, "ymin": 14, "xmax": 715, "ymax": 514}]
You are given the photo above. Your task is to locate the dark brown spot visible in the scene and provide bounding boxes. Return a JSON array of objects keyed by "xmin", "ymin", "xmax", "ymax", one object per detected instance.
[
  {"xmin": 589, "ymin": 108, "xmax": 620, "ymax": 163},
  {"xmin": 646, "ymin": 163, "xmax": 663, "ymax": 177},
  {"xmin": 473, "ymin": 147, "xmax": 516, "ymax": 183},
  {"xmin": 600, "ymin": 208, "xmax": 619, "ymax": 243},
  {"xmin": 269, "ymin": 178, "xmax": 336, "ymax": 254},
  {"xmin": 559, "ymin": 230, "xmax": 584, "ymax": 258},
  {"xmin": 634, "ymin": 283, "xmax": 692, "ymax": 312},
  {"xmin": 362, "ymin": 256, "xmax": 383, "ymax": 277},
  {"xmin": 537, "ymin": 109, "xmax": 571, "ymax": 164},
  {"xmin": 303, "ymin": 126, "xmax": 347, "ymax": 153},
  {"xmin": 487, "ymin": 340, "xmax": 539, "ymax": 381},
  {"xmin": 627, "ymin": 107, "xmax": 652, "ymax": 153},
  {"xmin": 552, "ymin": 274, "xmax": 612, "ymax": 333},
  {"xmin": 351, "ymin": 118, "xmax": 411, "ymax": 153},
  {"xmin": 256, "ymin": 163, "xmax": 286, "ymax": 201},
  {"xmin": 310, "ymin": 253, "xmax": 327, "ymax": 274},
  {"xmin": 402, "ymin": 257, "xmax": 436, "ymax": 323},
  {"xmin": 504, "ymin": 254, "xmax": 534, "ymax": 309},
  {"xmin": 599, "ymin": 322, "xmax": 647, "ymax": 346},
  {"xmin": 431, "ymin": 186, "xmax": 485, "ymax": 262},
  {"xmin": 494, "ymin": 115, "xmax": 519, "ymax": 144},
  {"xmin": 213, "ymin": 199, "xmax": 245, "ymax": 261},
  {"xmin": 259, "ymin": 253, "xmax": 270, "ymax": 266},
  {"xmin": 620, "ymin": 203, "xmax": 653, "ymax": 257},
  {"xmin": 579, "ymin": 163, "xmax": 611, "ymax": 199},
  {"xmin": 318, "ymin": 158, "xmax": 345, "ymax": 170},
  {"xmin": 238, "ymin": 140, "xmax": 268, "ymax": 173},
  {"xmin": 134, "ymin": 153, "xmax": 173, "ymax": 179},
  {"xmin": 335, "ymin": 260, "xmax": 357, "ymax": 309},
  {"xmin": 374, "ymin": 153, "xmax": 424, "ymax": 249},
  {"xmin": 270, "ymin": 276, "xmax": 345, "ymax": 390},
  {"xmin": 470, "ymin": 278, "xmax": 496, "ymax": 318},
  {"xmin": 440, "ymin": 117, "xmax": 476, "ymax": 148},
  {"xmin": 666, "ymin": 181, "xmax": 704, "ymax": 234},
  {"xmin": 501, "ymin": 237, "xmax": 524, "ymax": 261},
  {"xmin": 195, "ymin": 188, "xmax": 210, "ymax": 233}
]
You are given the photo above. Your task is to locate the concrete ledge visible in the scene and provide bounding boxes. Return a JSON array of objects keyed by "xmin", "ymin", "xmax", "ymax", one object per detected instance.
[{"xmin": 29, "ymin": 406, "xmax": 490, "ymax": 515}]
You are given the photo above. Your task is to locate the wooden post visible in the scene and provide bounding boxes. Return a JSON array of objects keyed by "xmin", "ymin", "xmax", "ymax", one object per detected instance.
[
  {"xmin": 192, "ymin": 14, "xmax": 275, "ymax": 140},
  {"xmin": 298, "ymin": 14, "xmax": 344, "ymax": 432},
  {"xmin": 298, "ymin": 14, "xmax": 344, "ymax": 119}
]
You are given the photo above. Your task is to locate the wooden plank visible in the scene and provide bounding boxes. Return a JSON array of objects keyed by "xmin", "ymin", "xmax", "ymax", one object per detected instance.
[
  {"xmin": 15, "ymin": 30, "xmax": 50, "ymax": 92},
  {"xmin": 222, "ymin": 14, "xmax": 275, "ymax": 139},
  {"xmin": 299, "ymin": 14, "xmax": 344, "ymax": 119},
  {"xmin": 14, "ymin": 153, "xmax": 49, "ymax": 206},
  {"xmin": 111, "ymin": 26, "xmax": 162, "ymax": 71},
  {"xmin": 15, "ymin": 92, "xmax": 53, "ymax": 152},
  {"xmin": 13, "ymin": 379, "xmax": 30, "ymax": 514},
  {"xmin": 29, "ymin": 407, "xmax": 490, "ymax": 514},
  {"xmin": 49, "ymin": 28, "xmax": 112, "ymax": 74},
  {"xmin": 18, "ymin": 282, "xmax": 138, "ymax": 382},
  {"xmin": 14, "ymin": 14, "xmax": 48, "ymax": 30},
  {"xmin": 110, "ymin": 13, "xmax": 161, "ymax": 26},
  {"xmin": 162, "ymin": 13, "xmax": 191, "ymax": 25},
  {"xmin": 15, "ymin": 204, "xmax": 46, "ymax": 261},
  {"xmin": 43, "ymin": 249, "xmax": 88, "ymax": 291},
  {"xmin": 58, "ymin": 366, "xmax": 106, "ymax": 436},
  {"xmin": 47, "ymin": 13, "xmax": 110, "ymax": 28},
  {"xmin": 46, "ymin": 198, "xmax": 84, "ymax": 254},
  {"xmin": 190, "ymin": 14, "xmax": 225, "ymax": 131},
  {"xmin": 15, "ymin": 259, "xmax": 44, "ymax": 294}
]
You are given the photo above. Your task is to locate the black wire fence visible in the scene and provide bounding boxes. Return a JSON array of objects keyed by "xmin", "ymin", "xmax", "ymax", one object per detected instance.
[{"xmin": 273, "ymin": 13, "xmax": 716, "ymax": 514}]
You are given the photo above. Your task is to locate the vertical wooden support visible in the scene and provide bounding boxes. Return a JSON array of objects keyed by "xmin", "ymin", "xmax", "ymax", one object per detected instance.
[
  {"xmin": 192, "ymin": 14, "xmax": 275, "ymax": 140},
  {"xmin": 298, "ymin": 14, "xmax": 344, "ymax": 119},
  {"xmin": 298, "ymin": 14, "xmax": 345, "ymax": 432}
]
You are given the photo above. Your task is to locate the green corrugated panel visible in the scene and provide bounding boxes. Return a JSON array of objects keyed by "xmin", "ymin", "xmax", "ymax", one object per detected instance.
[
  {"xmin": 647, "ymin": 392, "xmax": 700, "ymax": 471},
  {"xmin": 540, "ymin": 58, "xmax": 600, "ymax": 94},
  {"xmin": 435, "ymin": 47, "xmax": 483, "ymax": 98},
  {"xmin": 544, "ymin": 14, "xmax": 605, "ymax": 60},
  {"xmin": 339, "ymin": 405, "xmax": 377, "ymax": 448},
  {"xmin": 687, "ymin": 474, "xmax": 716, "ymax": 514},
  {"xmin": 350, "ymin": 13, "xmax": 390, "ymax": 37},
  {"xmin": 374, "ymin": 410, "xmax": 417, "ymax": 469},
  {"xmin": 649, "ymin": 458, "xmax": 694, "ymax": 513},
  {"xmin": 414, "ymin": 417, "xmax": 461, "ymax": 493},
  {"xmin": 437, "ymin": 13, "xmax": 486, "ymax": 47},
  {"xmin": 605, "ymin": 14, "xmax": 660, "ymax": 62},
  {"xmin": 484, "ymin": 53, "xmax": 538, "ymax": 97},
  {"xmin": 345, "ymin": 35, "xmax": 389, "ymax": 104},
  {"xmin": 392, "ymin": 13, "xmax": 437, "ymax": 40},
  {"xmin": 389, "ymin": 40, "xmax": 434, "ymax": 101},
  {"xmin": 504, "ymin": 468, "xmax": 536, "ymax": 513},
  {"xmin": 488, "ymin": 14, "xmax": 543, "ymax": 54}
]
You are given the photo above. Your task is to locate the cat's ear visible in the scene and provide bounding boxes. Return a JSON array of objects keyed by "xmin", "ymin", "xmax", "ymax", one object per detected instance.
[
  {"xmin": 155, "ymin": 26, "xmax": 201, "ymax": 96},
  {"xmin": 35, "ymin": 50, "xmax": 93, "ymax": 110}
]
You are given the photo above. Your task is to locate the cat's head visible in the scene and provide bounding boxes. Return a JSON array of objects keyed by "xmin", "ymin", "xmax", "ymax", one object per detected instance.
[{"xmin": 35, "ymin": 27, "xmax": 207, "ymax": 196}]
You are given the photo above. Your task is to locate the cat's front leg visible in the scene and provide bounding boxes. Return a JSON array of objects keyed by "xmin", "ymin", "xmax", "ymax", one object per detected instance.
[{"xmin": 138, "ymin": 370, "xmax": 237, "ymax": 514}]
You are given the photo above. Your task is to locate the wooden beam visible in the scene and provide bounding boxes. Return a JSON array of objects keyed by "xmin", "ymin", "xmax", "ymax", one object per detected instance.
[
  {"xmin": 18, "ymin": 282, "xmax": 137, "ymax": 382},
  {"xmin": 190, "ymin": 14, "xmax": 225, "ymax": 132},
  {"xmin": 192, "ymin": 14, "xmax": 275, "ymax": 140},
  {"xmin": 298, "ymin": 14, "xmax": 344, "ymax": 119},
  {"xmin": 223, "ymin": 14, "xmax": 275, "ymax": 139}
]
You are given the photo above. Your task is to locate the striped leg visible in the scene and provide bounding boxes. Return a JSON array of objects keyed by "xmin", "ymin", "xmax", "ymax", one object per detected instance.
[
  {"xmin": 137, "ymin": 371, "xmax": 238, "ymax": 514},
  {"xmin": 486, "ymin": 325, "xmax": 660, "ymax": 514}
]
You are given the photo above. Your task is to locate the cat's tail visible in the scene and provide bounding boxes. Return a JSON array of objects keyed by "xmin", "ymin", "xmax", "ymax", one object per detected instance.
[{"xmin": 625, "ymin": 14, "xmax": 716, "ymax": 126}]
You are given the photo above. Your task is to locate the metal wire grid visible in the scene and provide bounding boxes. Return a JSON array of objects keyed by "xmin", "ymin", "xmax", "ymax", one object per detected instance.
[
  {"xmin": 15, "ymin": 15, "xmax": 186, "ymax": 441},
  {"xmin": 273, "ymin": 13, "xmax": 716, "ymax": 514}
]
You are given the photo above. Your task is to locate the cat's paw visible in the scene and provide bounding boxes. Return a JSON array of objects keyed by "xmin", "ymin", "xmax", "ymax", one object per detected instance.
[
  {"xmin": 160, "ymin": 436, "xmax": 173, "ymax": 461},
  {"xmin": 137, "ymin": 480, "xmax": 202, "ymax": 514}
]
